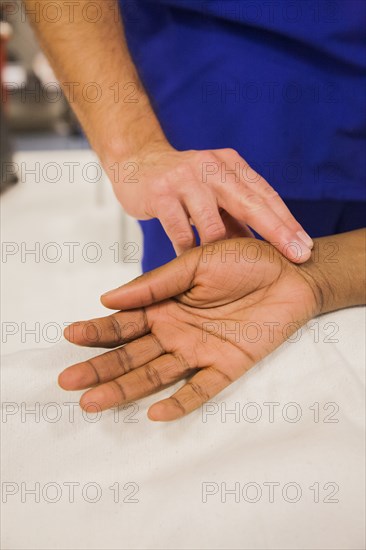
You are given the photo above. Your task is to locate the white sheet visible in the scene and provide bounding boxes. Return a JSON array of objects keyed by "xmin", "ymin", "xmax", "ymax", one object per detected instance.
[{"xmin": 1, "ymin": 306, "xmax": 365, "ymax": 550}]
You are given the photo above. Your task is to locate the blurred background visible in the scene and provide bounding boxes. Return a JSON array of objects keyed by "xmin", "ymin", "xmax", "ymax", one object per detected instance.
[{"xmin": 0, "ymin": 0, "xmax": 142, "ymax": 355}]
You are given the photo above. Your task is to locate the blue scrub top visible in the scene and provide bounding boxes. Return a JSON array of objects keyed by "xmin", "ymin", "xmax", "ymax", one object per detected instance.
[{"xmin": 119, "ymin": 0, "xmax": 366, "ymax": 270}]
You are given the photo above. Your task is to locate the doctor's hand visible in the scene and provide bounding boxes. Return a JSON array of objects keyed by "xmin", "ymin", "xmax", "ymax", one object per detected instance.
[
  {"xmin": 106, "ymin": 141, "xmax": 313, "ymax": 261},
  {"xmin": 24, "ymin": 0, "xmax": 312, "ymax": 262},
  {"xmin": 60, "ymin": 231, "xmax": 363, "ymax": 421}
]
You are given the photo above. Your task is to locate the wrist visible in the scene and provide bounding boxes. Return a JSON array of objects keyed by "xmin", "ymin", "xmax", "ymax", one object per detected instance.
[
  {"xmin": 299, "ymin": 251, "xmax": 335, "ymax": 316},
  {"xmin": 299, "ymin": 230, "xmax": 366, "ymax": 315},
  {"xmin": 96, "ymin": 99, "xmax": 168, "ymax": 167}
]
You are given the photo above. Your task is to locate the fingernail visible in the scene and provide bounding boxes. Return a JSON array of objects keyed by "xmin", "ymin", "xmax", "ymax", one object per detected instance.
[
  {"xmin": 286, "ymin": 240, "xmax": 311, "ymax": 261},
  {"xmin": 296, "ymin": 230, "xmax": 313, "ymax": 249}
]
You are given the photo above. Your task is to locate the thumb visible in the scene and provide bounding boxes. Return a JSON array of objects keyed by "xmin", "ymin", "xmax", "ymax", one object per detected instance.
[{"xmin": 100, "ymin": 247, "xmax": 201, "ymax": 310}]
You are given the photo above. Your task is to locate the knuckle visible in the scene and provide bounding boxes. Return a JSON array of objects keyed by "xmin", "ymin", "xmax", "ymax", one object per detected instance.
[
  {"xmin": 261, "ymin": 182, "xmax": 279, "ymax": 199},
  {"xmin": 242, "ymin": 192, "xmax": 265, "ymax": 210},
  {"xmin": 221, "ymin": 147, "xmax": 239, "ymax": 157},
  {"xmin": 192, "ymin": 207, "xmax": 225, "ymax": 239},
  {"xmin": 163, "ymin": 214, "xmax": 189, "ymax": 234},
  {"xmin": 270, "ymin": 220, "xmax": 288, "ymax": 235},
  {"xmin": 162, "ymin": 212, "xmax": 194, "ymax": 246},
  {"xmin": 174, "ymin": 231, "xmax": 195, "ymax": 247},
  {"xmin": 110, "ymin": 380, "xmax": 127, "ymax": 402},
  {"xmin": 195, "ymin": 151, "xmax": 218, "ymax": 182},
  {"xmin": 151, "ymin": 179, "xmax": 171, "ymax": 198},
  {"xmin": 187, "ymin": 381, "xmax": 210, "ymax": 403},
  {"xmin": 115, "ymin": 346, "xmax": 133, "ymax": 375},
  {"xmin": 169, "ymin": 162, "xmax": 195, "ymax": 181},
  {"xmin": 242, "ymin": 164, "xmax": 261, "ymax": 184},
  {"xmin": 203, "ymin": 220, "xmax": 226, "ymax": 240},
  {"xmin": 144, "ymin": 363, "xmax": 163, "ymax": 388},
  {"xmin": 195, "ymin": 150, "xmax": 216, "ymax": 163},
  {"xmin": 107, "ymin": 315, "xmax": 122, "ymax": 342}
]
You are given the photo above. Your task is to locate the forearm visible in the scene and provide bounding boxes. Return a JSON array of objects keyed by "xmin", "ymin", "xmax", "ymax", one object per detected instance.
[
  {"xmin": 24, "ymin": 0, "xmax": 166, "ymax": 161},
  {"xmin": 301, "ymin": 229, "xmax": 366, "ymax": 314}
]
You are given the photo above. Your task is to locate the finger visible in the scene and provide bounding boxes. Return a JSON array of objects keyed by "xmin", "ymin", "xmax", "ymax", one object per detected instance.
[
  {"xmin": 158, "ymin": 200, "xmax": 196, "ymax": 255},
  {"xmin": 101, "ymin": 246, "xmax": 201, "ymax": 310},
  {"xmin": 79, "ymin": 353, "xmax": 193, "ymax": 411},
  {"xmin": 213, "ymin": 149, "xmax": 313, "ymax": 250},
  {"xmin": 184, "ymin": 190, "xmax": 226, "ymax": 244},
  {"xmin": 148, "ymin": 365, "xmax": 234, "ymax": 421},
  {"xmin": 262, "ymin": 193, "xmax": 313, "ymax": 247},
  {"xmin": 220, "ymin": 209, "xmax": 254, "ymax": 239},
  {"xmin": 239, "ymin": 163, "xmax": 313, "ymax": 248},
  {"xmin": 58, "ymin": 334, "xmax": 164, "ymax": 390},
  {"xmin": 217, "ymin": 180, "xmax": 312, "ymax": 264},
  {"xmin": 64, "ymin": 309, "xmax": 150, "ymax": 348}
]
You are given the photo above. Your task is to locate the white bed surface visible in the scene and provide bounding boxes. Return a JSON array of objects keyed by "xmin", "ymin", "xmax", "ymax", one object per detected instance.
[{"xmin": 1, "ymin": 306, "xmax": 365, "ymax": 550}]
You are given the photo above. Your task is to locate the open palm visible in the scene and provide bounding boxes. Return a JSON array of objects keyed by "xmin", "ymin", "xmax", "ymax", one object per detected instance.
[{"xmin": 60, "ymin": 239, "xmax": 320, "ymax": 421}]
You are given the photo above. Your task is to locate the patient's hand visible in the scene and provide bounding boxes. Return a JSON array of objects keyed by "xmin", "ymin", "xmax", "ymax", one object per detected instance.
[{"xmin": 60, "ymin": 231, "xmax": 365, "ymax": 421}]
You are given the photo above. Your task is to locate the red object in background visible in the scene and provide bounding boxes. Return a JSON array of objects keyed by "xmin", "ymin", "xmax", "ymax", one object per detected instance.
[
  {"xmin": 0, "ymin": 20, "xmax": 13, "ymax": 105},
  {"xmin": 0, "ymin": 12, "xmax": 18, "ymax": 190}
]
